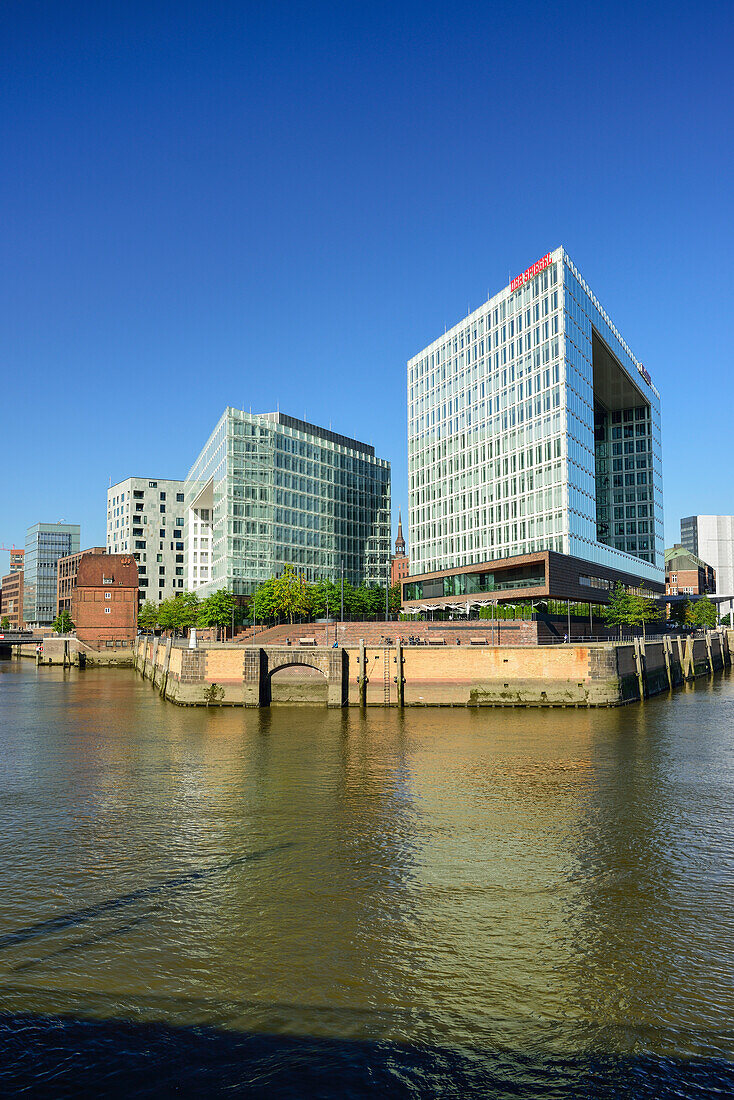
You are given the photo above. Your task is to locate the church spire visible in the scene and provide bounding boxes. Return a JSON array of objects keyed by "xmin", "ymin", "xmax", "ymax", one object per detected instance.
[{"xmin": 395, "ymin": 509, "xmax": 406, "ymax": 556}]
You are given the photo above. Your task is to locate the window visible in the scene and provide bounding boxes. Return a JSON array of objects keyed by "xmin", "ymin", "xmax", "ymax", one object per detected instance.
[
  {"xmin": 176, "ymin": 492, "xmax": 184, "ymax": 502},
  {"xmin": 159, "ymin": 505, "xmax": 165, "ymax": 513},
  {"xmin": 104, "ymin": 607, "xmax": 111, "ymax": 614},
  {"xmin": 105, "ymin": 592, "xmax": 111, "ymax": 600},
  {"xmin": 160, "ymin": 492, "xmax": 166, "ymax": 500},
  {"xmin": 148, "ymin": 481, "xmax": 157, "ymax": 488}
]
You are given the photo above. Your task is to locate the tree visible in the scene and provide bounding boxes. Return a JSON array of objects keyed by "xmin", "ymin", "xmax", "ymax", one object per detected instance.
[
  {"xmin": 599, "ymin": 582, "xmax": 635, "ymax": 640},
  {"xmin": 198, "ymin": 589, "xmax": 237, "ymax": 640},
  {"xmin": 138, "ymin": 600, "xmax": 160, "ymax": 632},
  {"xmin": 389, "ymin": 583, "xmax": 402, "ymax": 615},
  {"xmin": 52, "ymin": 609, "xmax": 74, "ymax": 634},
  {"xmin": 158, "ymin": 591, "xmax": 200, "ymax": 635},
  {"xmin": 309, "ymin": 578, "xmax": 340, "ymax": 620},
  {"xmin": 689, "ymin": 595, "xmax": 717, "ymax": 630},
  {"xmin": 670, "ymin": 599, "xmax": 694, "ymax": 629},
  {"xmin": 629, "ymin": 595, "xmax": 661, "ymax": 640},
  {"xmin": 252, "ymin": 577, "xmax": 279, "ymax": 622},
  {"xmin": 0, "ymin": 616, "xmax": 10, "ymax": 630},
  {"xmin": 272, "ymin": 565, "xmax": 309, "ymax": 624}
]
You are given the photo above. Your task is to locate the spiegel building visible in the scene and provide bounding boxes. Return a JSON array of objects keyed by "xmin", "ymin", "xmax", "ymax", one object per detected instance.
[
  {"xmin": 403, "ymin": 248, "xmax": 664, "ymax": 625},
  {"xmin": 184, "ymin": 408, "xmax": 391, "ymax": 597}
]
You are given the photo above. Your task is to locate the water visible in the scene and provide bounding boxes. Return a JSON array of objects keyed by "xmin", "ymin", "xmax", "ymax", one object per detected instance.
[{"xmin": 0, "ymin": 659, "xmax": 733, "ymax": 1097}]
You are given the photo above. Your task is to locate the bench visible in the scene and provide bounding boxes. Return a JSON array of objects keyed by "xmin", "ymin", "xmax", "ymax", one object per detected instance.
[{"xmin": 299, "ymin": 637, "xmax": 317, "ymax": 646}]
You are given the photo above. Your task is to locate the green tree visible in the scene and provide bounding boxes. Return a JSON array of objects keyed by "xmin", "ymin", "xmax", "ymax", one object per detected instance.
[
  {"xmin": 158, "ymin": 591, "xmax": 200, "ymax": 635},
  {"xmin": 629, "ymin": 595, "xmax": 661, "ymax": 640},
  {"xmin": 52, "ymin": 609, "xmax": 74, "ymax": 634},
  {"xmin": 198, "ymin": 589, "xmax": 237, "ymax": 640},
  {"xmin": 138, "ymin": 600, "xmax": 160, "ymax": 632},
  {"xmin": 389, "ymin": 583, "xmax": 402, "ymax": 615},
  {"xmin": 599, "ymin": 582, "xmax": 635, "ymax": 640},
  {"xmin": 670, "ymin": 599, "xmax": 693, "ymax": 629},
  {"xmin": 720, "ymin": 612, "xmax": 732, "ymax": 628},
  {"xmin": 689, "ymin": 595, "xmax": 717, "ymax": 630},
  {"xmin": 0, "ymin": 616, "xmax": 10, "ymax": 630},
  {"xmin": 272, "ymin": 565, "xmax": 309, "ymax": 624},
  {"xmin": 309, "ymin": 578, "xmax": 340, "ymax": 620},
  {"xmin": 251, "ymin": 578, "xmax": 279, "ymax": 623}
]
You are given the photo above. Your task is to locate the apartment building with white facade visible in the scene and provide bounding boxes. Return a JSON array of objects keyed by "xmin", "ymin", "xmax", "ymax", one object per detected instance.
[
  {"xmin": 403, "ymin": 247, "xmax": 664, "ymax": 622},
  {"xmin": 107, "ymin": 477, "xmax": 186, "ymax": 603}
]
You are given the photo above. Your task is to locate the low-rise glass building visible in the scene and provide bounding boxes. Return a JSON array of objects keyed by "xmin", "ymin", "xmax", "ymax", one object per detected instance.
[
  {"xmin": 405, "ymin": 247, "xmax": 664, "ymax": 619},
  {"xmin": 184, "ymin": 408, "xmax": 391, "ymax": 597}
]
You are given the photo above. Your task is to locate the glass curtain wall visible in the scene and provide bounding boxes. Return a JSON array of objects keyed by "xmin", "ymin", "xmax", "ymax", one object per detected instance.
[{"xmin": 185, "ymin": 409, "xmax": 391, "ymax": 598}]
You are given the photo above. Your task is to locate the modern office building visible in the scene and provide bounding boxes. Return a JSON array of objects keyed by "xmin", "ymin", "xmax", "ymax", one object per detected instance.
[
  {"xmin": 404, "ymin": 247, "xmax": 664, "ymax": 624},
  {"xmin": 681, "ymin": 515, "xmax": 734, "ymax": 618},
  {"xmin": 107, "ymin": 478, "xmax": 186, "ymax": 603},
  {"xmin": 57, "ymin": 546, "xmax": 106, "ymax": 616},
  {"xmin": 23, "ymin": 523, "xmax": 80, "ymax": 627},
  {"xmin": 184, "ymin": 408, "xmax": 391, "ymax": 597}
]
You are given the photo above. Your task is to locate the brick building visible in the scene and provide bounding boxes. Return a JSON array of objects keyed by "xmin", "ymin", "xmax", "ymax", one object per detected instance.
[
  {"xmin": 57, "ymin": 547, "xmax": 107, "ymax": 616},
  {"xmin": 390, "ymin": 511, "xmax": 409, "ymax": 589},
  {"xmin": 1, "ymin": 570, "xmax": 23, "ymax": 628},
  {"xmin": 8, "ymin": 548, "xmax": 24, "ymax": 573},
  {"xmin": 71, "ymin": 553, "xmax": 138, "ymax": 648},
  {"xmin": 665, "ymin": 544, "xmax": 715, "ymax": 598}
]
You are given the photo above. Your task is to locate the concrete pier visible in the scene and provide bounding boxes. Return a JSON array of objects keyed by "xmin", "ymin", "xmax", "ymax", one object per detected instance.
[{"xmin": 133, "ymin": 629, "xmax": 731, "ymax": 708}]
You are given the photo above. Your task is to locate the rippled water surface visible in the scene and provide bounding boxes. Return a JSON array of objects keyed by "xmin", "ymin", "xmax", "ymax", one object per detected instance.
[{"xmin": 0, "ymin": 659, "xmax": 733, "ymax": 1097}]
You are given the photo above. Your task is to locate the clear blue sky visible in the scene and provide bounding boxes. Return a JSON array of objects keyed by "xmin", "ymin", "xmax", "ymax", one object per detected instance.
[{"xmin": 1, "ymin": 0, "xmax": 732, "ymax": 575}]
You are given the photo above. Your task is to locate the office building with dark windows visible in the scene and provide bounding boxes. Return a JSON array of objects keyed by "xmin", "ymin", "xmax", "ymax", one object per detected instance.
[{"xmin": 403, "ymin": 248, "xmax": 664, "ymax": 632}]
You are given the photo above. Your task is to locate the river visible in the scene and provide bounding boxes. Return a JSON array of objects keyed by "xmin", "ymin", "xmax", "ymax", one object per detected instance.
[{"xmin": 0, "ymin": 659, "xmax": 733, "ymax": 1097}]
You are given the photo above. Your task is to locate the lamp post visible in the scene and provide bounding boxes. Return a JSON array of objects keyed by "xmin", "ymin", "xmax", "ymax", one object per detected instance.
[{"xmin": 340, "ymin": 559, "xmax": 344, "ymax": 623}]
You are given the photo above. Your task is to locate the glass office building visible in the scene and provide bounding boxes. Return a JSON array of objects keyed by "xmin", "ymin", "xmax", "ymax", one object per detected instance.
[
  {"xmin": 184, "ymin": 408, "xmax": 391, "ymax": 597},
  {"xmin": 406, "ymin": 247, "xmax": 664, "ymax": 611},
  {"xmin": 23, "ymin": 522, "xmax": 80, "ymax": 627}
]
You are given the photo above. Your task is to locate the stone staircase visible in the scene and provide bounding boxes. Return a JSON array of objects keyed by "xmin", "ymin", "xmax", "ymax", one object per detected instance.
[{"xmin": 233, "ymin": 621, "xmax": 501, "ymax": 647}]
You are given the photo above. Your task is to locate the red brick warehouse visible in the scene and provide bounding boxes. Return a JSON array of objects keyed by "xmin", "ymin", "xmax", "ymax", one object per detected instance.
[{"xmin": 72, "ymin": 553, "xmax": 138, "ymax": 649}]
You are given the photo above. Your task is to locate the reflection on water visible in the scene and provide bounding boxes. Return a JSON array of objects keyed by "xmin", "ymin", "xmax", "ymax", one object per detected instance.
[{"xmin": 0, "ymin": 660, "xmax": 733, "ymax": 1096}]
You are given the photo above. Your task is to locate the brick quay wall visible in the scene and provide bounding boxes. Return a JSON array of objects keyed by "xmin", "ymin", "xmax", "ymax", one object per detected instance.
[{"xmin": 134, "ymin": 630, "xmax": 732, "ymax": 709}]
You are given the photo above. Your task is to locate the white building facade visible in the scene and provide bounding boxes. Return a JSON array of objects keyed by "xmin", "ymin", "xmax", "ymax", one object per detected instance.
[
  {"xmin": 107, "ymin": 477, "xmax": 186, "ymax": 603},
  {"xmin": 681, "ymin": 515, "xmax": 734, "ymax": 616},
  {"xmin": 407, "ymin": 247, "xmax": 664, "ymax": 590}
]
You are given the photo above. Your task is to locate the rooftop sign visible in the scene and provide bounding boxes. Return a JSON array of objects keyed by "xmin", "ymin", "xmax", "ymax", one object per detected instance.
[{"xmin": 510, "ymin": 253, "xmax": 553, "ymax": 292}]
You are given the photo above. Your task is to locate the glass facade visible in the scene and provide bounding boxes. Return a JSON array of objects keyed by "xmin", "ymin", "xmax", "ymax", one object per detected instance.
[
  {"xmin": 184, "ymin": 408, "xmax": 391, "ymax": 597},
  {"xmin": 23, "ymin": 523, "xmax": 80, "ymax": 626},
  {"xmin": 407, "ymin": 247, "xmax": 663, "ymax": 587}
]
